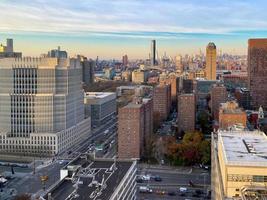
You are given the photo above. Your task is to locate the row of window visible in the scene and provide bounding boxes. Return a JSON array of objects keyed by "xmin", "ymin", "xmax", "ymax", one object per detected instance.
[{"xmin": 228, "ymin": 174, "xmax": 267, "ymax": 183}]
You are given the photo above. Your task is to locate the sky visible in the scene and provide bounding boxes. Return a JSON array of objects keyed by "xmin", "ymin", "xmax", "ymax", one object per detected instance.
[{"xmin": 1, "ymin": 0, "xmax": 267, "ymax": 59}]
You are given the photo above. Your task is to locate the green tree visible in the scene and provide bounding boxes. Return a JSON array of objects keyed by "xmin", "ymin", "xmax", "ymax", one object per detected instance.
[{"xmin": 199, "ymin": 140, "xmax": 211, "ymax": 164}]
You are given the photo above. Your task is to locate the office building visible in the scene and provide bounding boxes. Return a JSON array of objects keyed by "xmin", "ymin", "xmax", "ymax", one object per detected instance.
[
  {"xmin": 212, "ymin": 130, "xmax": 267, "ymax": 200},
  {"xmin": 81, "ymin": 57, "xmax": 95, "ymax": 87},
  {"xmin": 132, "ymin": 70, "xmax": 148, "ymax": 83},
  {"xmin": 175, "ymin": 55, "xmax": 183, "ymax": 72},
  {"xmin": 118, "ymin": 102, "xmax": 145, "ymax": 159},
  {"xmin": 151, "ymin": 40, "xmax": 156, "ymax": 66},
  {"xmin": 43, "ymin": 154, "xmax": 137, "ymax": 200},
  {"xmin": 248, "ymin": 39, "xmax": 267, "ymax": 110},
  {"xmin": 177, "ymin": 94, "xmax": 195, "ymax": 133},
  {"xmin": 0, "ymin": 38, "xmax": 22, "ymax": 58},
  {"xmin": 153, "ymin": 84, "xmax": 171, "ymax": 122},
  {"xmin": 0, "ymin": 57, "xmax": 91, "ymax": 156},
  {"xmin": 122, "ymin": 54, "xmax": 128, "ymax": 66},
  {"xmin": 122, "ymin": 71, "xmax": 132, "ymax": 82},
  {"xmin": 234, "ymin": 88, "xmax": 251, "ymax": 110},
  {"xmin": 48, "ymin": 46, "xmax": 68, "ymax": 58},
  {"xmin": 182, "ymin": 79, "xmax": 194, "ymax": 93},
  {"xmin": 206, "ymin": 42, "xmax": 217, "ymax": 80},
  {"xmin": 219, "ymin": 101, "xmax": 247, "ymax": 130},
  {"xmin": 195, "ymin": 80, "xmax": 217, "ymax": 111},
  {"xmin": 84, "ymin": 92, "xmax": 116, "ymax": 127},
  {"xmin": 211, "ymin": 83, "xmax": 227, "ymax": 120},
  {"xmin": 104, "ymin": 67, "xmax": 116, "ymax": 80}
]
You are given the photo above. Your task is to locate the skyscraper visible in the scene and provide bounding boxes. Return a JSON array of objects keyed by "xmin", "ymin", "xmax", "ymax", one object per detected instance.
[
  {"xmin": 48, "ymin": 46, "xmax": 68, "ymax": 58},
  {"xmin": 248, "ymin": 39, "xmax": 267, "ymax": 110},
  {"xmin": 6, "ymin": 39, "xmax": 13, "ymax": 53},
  {"xmin": 0, "ymin": 57, "xmax": 91, "ymax": 156},
  {"xmin": 0, "ymin": 38, "xmax": 22, "ymax": 58},
  {"xmin": 81, "ymin": 57, "xmax": 95, "ymax": 87},
  {"xmin": 206, "ymin": 42, "xmax": 217, "ymax": 80},
  {"xmin": 151, "ymin": 40, "xmax": 156, "ymax": 66},
  {"xmin": 122, "ymin": 54, "xmax": 128, "ymax": 66}
]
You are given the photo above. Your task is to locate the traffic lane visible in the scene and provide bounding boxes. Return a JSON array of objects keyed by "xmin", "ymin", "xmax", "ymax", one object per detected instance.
[
  {"xmin": 137, "ymin": 171, "xmax": 211, "ymax": 185},
  {"xmin": 137, "ymin": 186, "xmax": 207, "ymax": 200}
]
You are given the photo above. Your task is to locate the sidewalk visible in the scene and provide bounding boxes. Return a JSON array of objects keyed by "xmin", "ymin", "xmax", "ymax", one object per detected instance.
[{"xmin": 138, "ymin": 163, "xmax": 192, "ymax": 174}]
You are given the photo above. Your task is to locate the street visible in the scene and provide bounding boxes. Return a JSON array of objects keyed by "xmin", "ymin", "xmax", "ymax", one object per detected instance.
[{"xmin": 137, "ymin": 165, "xmax": 211, "ymax": 200}]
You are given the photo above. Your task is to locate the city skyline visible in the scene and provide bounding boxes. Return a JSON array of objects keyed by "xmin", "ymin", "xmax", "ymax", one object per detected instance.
[{"xmin": 1, "ymin": 0, "xmax": 267, "ymax": 58}]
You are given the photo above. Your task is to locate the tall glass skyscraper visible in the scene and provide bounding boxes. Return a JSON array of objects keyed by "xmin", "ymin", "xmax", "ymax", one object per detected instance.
[
  {"xmin": 0, "ymin": 57, "xmax": 91, "ymax": 156},
  {"xmin": 151, "ymin": 40, "xmax": 156, "ymax": 66}
]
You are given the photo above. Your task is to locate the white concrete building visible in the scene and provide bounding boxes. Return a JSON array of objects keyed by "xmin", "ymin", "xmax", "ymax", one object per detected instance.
[{"xmin": 0, "ymin": 57, "xmax": 91, "ymax": 156}]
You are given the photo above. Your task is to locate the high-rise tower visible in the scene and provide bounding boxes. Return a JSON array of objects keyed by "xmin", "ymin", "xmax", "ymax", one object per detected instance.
[
  {"xmin": 0, "ymin": 57, "xmax": 91, "ymax": 156},
  {"xmin": 151, "ymin": 40, "xmax": 156, "ymax": 66},
  {"xmin": 248, "ymin": 39, "xmax": 267, "ymax": 110},
  {"xmin": 206, "ymin": 42, "xmax": 217, "ymax": 80}
]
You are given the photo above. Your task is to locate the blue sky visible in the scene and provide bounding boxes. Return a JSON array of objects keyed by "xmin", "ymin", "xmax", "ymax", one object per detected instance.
[{"xmin": 1, "ymin": 0, "xmax": 267, "ymax": 59}]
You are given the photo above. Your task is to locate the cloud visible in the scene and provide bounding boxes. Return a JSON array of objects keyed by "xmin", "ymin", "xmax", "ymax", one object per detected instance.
[{"xmin": 0, "ymin": 0, "xmax": 267, "ymax": 38}]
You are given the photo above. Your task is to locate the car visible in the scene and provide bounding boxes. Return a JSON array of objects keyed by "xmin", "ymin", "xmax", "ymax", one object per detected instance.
[
  {"xmin": 195, "ymin": 189, "xmax": 203, "ymax": 195},
  {"xmin": 168, "ymin": 191, "xmax": 176, "ymax": 196},
  {"xmin": 136, "ymin": 178, "xmax": 143, "ymax": 183},
  {"xmin": 139, "ymin": 186, "xmax": 152, "ymax": 193},
  {"xmin": 179, "ymin": 187, "xmax": 187, "ymax": 192},
  {"xmin": 154, "ymin": 175, "xmax": 162, "ymax": 182},
  {"xmin": 141, "ymin": 175, "xmax": 151, "ymax": 181},
  {"xmin": 155, "ymin": 190, "xmax": 166, "ymax": 195}
]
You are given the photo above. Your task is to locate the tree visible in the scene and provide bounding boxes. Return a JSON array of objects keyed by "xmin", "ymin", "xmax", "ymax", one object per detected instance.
[
  {"xmin": 199, "ymin": 140, "xmax": 211, "ymax": 164},
  {"xmin": 14, "ymin": 194, "xmax": 31, "ymax": 200}
]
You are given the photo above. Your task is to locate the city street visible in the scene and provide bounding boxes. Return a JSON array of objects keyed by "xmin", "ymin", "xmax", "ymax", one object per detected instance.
[
  {"xmin": 137, "ymin": 166, "xmax": 211, "ymax": 200},
  {"xmin": 0, "ymin": 117, "xmax": 118, "ymax": 199}
]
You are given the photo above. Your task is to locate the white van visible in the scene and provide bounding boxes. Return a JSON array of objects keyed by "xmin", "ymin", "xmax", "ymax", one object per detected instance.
[{"xmin": 179, "ymin": 187, "xmax": 188, "ymax": 192}]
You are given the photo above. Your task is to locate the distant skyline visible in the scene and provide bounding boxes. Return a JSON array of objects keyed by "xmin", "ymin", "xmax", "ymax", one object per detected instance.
[{"xmin": 1, "ymin": 0, "xmax": 267, "ymax": 59}]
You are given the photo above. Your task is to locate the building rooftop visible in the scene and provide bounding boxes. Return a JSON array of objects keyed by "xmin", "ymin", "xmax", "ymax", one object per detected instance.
[
  {"xmin": 84, "ymin": 92, "xmax": 116, "ymax": 99},
  {"xmin": 44, "ymin": 156, "xmax": 135, "ymax": 200},
  {"xmin": 219, "ymin": 130, "xmax": 267, "ymax": 167}
]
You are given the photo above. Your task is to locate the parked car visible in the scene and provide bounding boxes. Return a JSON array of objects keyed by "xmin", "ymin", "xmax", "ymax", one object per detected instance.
[
  {"xmin": 179, "ymin": 187, "xmax": 188, "ymax": 192},
  {"xmin": 139, "ymin": 186, "xmax": 152, "ymax": 193},
  {"xmin": 168, "ymin": 191, "xmax": 176, "ymax": 196},
  {"xmin": 154, "ymin": 175, "xmax": 162, "ymax": 182}
]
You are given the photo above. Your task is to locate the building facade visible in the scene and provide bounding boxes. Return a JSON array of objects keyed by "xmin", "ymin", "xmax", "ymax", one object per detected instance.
[
  {"xmin": 212, "ymin": 130, "xmax": 267, "ymax": 200},
  {"xmin": 177, "ymin": 93, "xmax": 196, "ymax": 133},
  {"xmin": 153, "ymin": 84, "xmax": 171, "ymax": 123},
  {"xmin": 159, "ymin": 74, "xmax": 179, "ymax": 104},
  {"xmin": 248, "ymin": 39, "xmax": 267, "ymax": 110},
  {"xmin": 81, "ymin": 58, "xmax": 95, "ymax": 87},
  {"xmin": 151, "ymin": 40, "xmax": 156, "ymax": 66},
  {"xmin": 0, "ymin": 38, "xmax": 22, "ymax": 58},
  {"xmin": 132, "ymin": 70, "xmax": 148, "ymax": 84},
  {"xmin": 206, "ymin": 42, "xmax": 217, "ymax": 80},
  {"xmin": 118, "ymin": 103, "xmax": 145, "ymax": 159},
  {"xmin": 84, "ymin": 92, "xmax": 116, "ymax": 127},
  {"xmin": 211, "ymin": 83, "xmax": 228, "ymax": 121},
  {"xmin": 0, "ymin": 57, "xmax": 91, "ymax": 156},
  {"xmin": 218, "ymin": 101, "xmax": 247, "ymax": 130}
]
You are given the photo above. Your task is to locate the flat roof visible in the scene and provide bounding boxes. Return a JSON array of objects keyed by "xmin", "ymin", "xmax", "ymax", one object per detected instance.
[
  {"xmin": 84, "ymin": 92, "xmax": 116, "ymax": 99},
  {"xmin": 219, "ymin": 131, "xmax": 267, "ymax": 167},
  {"xmin": 45, "ymin": 157, "xmax": 134, "ymax": 200}
]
